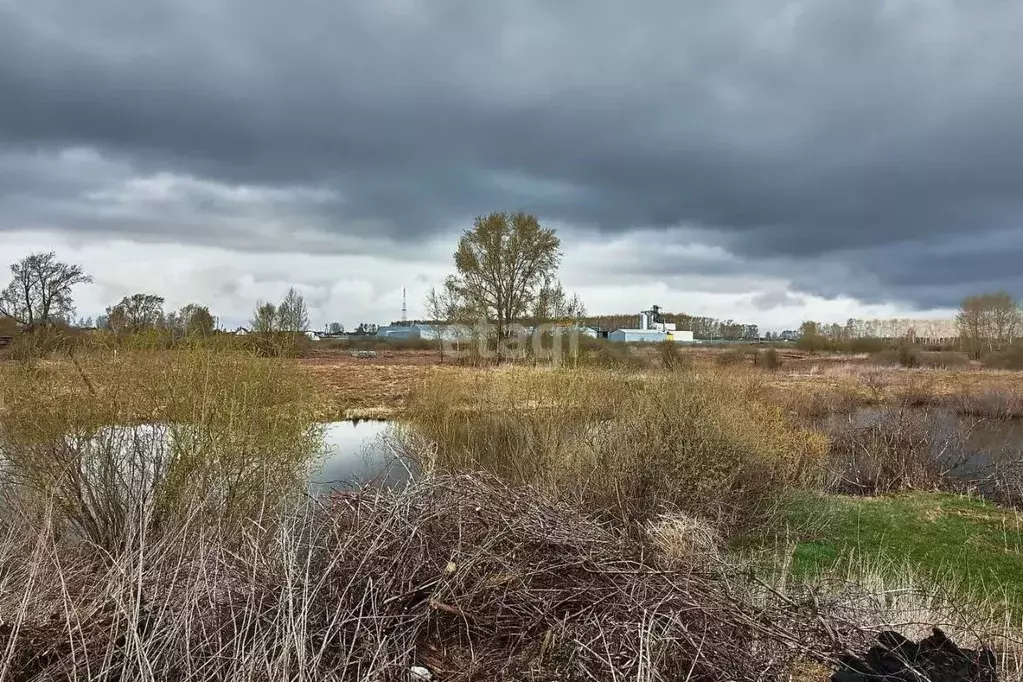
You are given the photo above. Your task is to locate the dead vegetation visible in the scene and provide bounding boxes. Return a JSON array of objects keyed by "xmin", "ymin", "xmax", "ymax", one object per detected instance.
[
  {"xmin": 823, "ymin": 408, "xmax": 978, "ymax": 496},
  {"xmin": 0, "ymin": 474, "xmax": 854, "ymax": 682},
  {"xmin": 5, "ymin": 342, "xmax": 1023, "ymax": 679},
  {"xmin": 0, "ymin": 345, "xmax": 323, "ymax": 551},
  {"xmin": 405, "ymin": 368, "xmax": 827, "ymax": 529}
]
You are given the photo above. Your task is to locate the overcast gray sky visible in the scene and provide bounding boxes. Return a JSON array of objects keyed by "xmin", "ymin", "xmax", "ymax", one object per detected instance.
[{"xmin": 3, "ymin": 0, "xmax": 1019, "ymax": 330}]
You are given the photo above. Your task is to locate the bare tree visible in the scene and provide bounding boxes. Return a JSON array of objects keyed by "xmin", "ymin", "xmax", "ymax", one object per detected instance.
[
  {"xmin": 106, "ymin": 294, "xmax": 166, "ymax": 333},
  {"xmin": 957, "ymin": 291, "xmax": 1022, "ymax": 357},
  {"xmin": 277, "ymin": 287, "xmax": 310, "ymax": 332},
  {"xmin": 424, "ymin": 285, "xmax": 463, "ymax": 322},
  {"xmin": 531, "ymin": 281, "xmax": 586, "ymax": 322},
  {"xmin": 250, "ymin": 301, "xmax": 279, "ymax": 334},
  {"xmin": 988, "ymin": 291, "xmax": 1021, "ymax": 347},
  {"xmin": 956, "ymin": 297, "xmax": 986, "ymax": 357},
  {"xmin": 440, "ymin": 212, "xmax": 562, "ymax": 342},
  {"xmin": 0, "ymin": 252, "xmax": 92, "ymax": 327}
]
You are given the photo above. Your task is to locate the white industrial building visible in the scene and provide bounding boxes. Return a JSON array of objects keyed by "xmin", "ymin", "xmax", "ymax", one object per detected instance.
[
  {"xmin": 371, "ymin": 307, "xmax": 697, "ymax": 345},
  {"xmin": 609, "ymin": 329, "xmax": 668, "ymax": 343},
  {"xmin": 375, "ymin": 325, "xmax": 417, "ymax": 340},
  {"xmin": 542, "ymin": 324, "xmax": 600, "ymax": 338},
  {"xmin": 608, "ymin": 306, "xmax": 695, "ymax": 343}
]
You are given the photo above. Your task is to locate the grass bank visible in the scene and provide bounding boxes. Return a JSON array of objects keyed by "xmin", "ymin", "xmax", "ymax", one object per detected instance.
[{"xmin": 762, "ymin": 491, "xmax": 1023, "ymax": 615}]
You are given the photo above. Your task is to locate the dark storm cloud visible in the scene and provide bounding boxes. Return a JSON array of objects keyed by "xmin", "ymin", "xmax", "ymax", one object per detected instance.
[
  {"xmin": 750, "ymin": 290, "xmax": 807, "ymax": 312},
  {"xmin": 3, "ymin": 0, "xmax": 1023, "ymax": 307}
]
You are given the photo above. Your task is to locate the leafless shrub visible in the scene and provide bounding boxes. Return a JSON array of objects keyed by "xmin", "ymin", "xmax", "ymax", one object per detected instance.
[
  {"xmin": 982, "ymin": 347, "xmax": 1023, "ymax": 370},
  {"xmin": 659, "ymin": 340, "xmax": 694, "ymax": 371},
  {"xmin": 780, "ymin": 386, "xmax": 865, "ymax": 423},
  {"xmin": 917, "ymin": 351, "xmax": 971, "ymax": 369},
  {"xmin": 859, "ymin": 369, "xmax": 890, "ymax": 404},
  {"xmin": 755, "ymin": 347, "xmax": 783, "ymax": 370},
  {"xmin": 714, "ymin": 348, "xmax": 750, "ymax": 366},
  {"xmin": 824, "ymin": 409, "xmax": 976, "ymax": 495},
  {"xmin": 871, "ymin": 349, "xmax": 970, "ymax": 370},
  {"xmin": 895, "ymin": 373, "xmax": 941, "ymax": 407}
]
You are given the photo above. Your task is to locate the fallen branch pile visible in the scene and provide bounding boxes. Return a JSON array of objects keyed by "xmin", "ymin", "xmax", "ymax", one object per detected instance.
[{"xmin": 0, "ymin": 474, "xmax": 950, "ymax": 680}]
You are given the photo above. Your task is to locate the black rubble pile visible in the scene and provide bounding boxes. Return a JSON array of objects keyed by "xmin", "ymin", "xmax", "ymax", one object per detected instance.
[{"xmin": 833, "ymin": 628, "xmax": 997, "ymax": 682}]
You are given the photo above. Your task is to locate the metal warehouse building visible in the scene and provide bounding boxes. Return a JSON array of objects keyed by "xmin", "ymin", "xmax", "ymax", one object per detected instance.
[
  {"xmin": 607, "ymin": 329, "xmax": 695, "ymax": 343},
  {"xmin": 375, "ymin": 324, "xmax": 475, "ymax": 342},
  {"xmin": 608, "ymin": 329, "xmax": 668, "ymax": 343}
]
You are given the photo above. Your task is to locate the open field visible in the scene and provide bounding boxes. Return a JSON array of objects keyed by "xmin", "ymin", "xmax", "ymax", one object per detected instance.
[
  {"xmin": 300, "ymin": 345, "xmax": 1023, "ymax": 420},
  {"xmin": 3, "ymin": 341, "xmax": 1023, "ymax": 679},
  {"xmin": 301, "ymin": 353, "xmax": 440, "ymax": 419}
]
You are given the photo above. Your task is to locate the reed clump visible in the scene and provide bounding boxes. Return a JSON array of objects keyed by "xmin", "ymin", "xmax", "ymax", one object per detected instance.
[{"xmin": 405, "ymin": 367, "xmax": 828, "ymax": 528}]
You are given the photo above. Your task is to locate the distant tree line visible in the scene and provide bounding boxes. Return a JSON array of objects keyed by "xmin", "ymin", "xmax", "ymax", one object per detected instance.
[
  {"xmin": 0, "ymin": 252, "xmax": 316, "ymax": 341},
  {"xmin": 8, "ymin": 248, "xmax": 1022, "ymax": 363},
  {"xmin": 793, "ymin": 291, "xmax": 1023, "ymax": 357}
]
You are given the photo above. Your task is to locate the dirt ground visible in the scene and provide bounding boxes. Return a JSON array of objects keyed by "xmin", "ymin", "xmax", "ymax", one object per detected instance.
[{"xmin": 300, "ymin": 349, "xmax": 449, "ymax": 419}]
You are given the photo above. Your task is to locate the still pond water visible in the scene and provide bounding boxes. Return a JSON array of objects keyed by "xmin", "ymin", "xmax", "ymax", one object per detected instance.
[{"xmin": 313, "ymin": 420, "xmax": 407, "ymax": 491}]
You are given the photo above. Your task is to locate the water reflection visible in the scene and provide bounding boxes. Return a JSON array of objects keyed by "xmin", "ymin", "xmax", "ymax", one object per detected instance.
[{"xmin": 311, "ymin": 420, "xmax": 411, "ymax": 492}]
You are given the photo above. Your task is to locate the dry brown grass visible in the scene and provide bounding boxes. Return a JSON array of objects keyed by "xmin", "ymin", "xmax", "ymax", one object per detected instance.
[
  {"xmin": 0, "ymin": 345, "xmax": 323, "ymax": 551},
  {"xmin": 255, "ymin": 347, "xmax": 1023, "ymax": 424},
  {"xmin": 298, "ymin": 356, "xmax": 457, "ymax": 419},
  {"xmin": 2, "ymin": 345, "xmax": 1021, "ymax": 679},
  {"xmin": 18, "ymin": 346, "xmax": 1023, "ymax": 427},
  {"xmin": 758, "ymin": 362, "xmax": 1023, "ymax": 424},
  {"xmin": 404, "ymin": 367, "xmax": 828, "ymax": 528}
]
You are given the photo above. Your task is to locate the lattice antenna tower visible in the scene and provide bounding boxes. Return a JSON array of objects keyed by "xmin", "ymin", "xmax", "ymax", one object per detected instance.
[{"xmin": 401, "ymin": 287, "xmax": 408, "ymax": 323}]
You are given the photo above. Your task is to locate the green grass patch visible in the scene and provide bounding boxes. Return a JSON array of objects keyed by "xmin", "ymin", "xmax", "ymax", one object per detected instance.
[{"xmin": 756, "ymin": 491, "xmax": 1023, "ymax": 611}]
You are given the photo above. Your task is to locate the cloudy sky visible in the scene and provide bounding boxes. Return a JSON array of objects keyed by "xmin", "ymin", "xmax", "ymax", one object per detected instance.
[{"xmin": 3, "ymin": 0, "xmax": 1020, "ymax": 330}]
